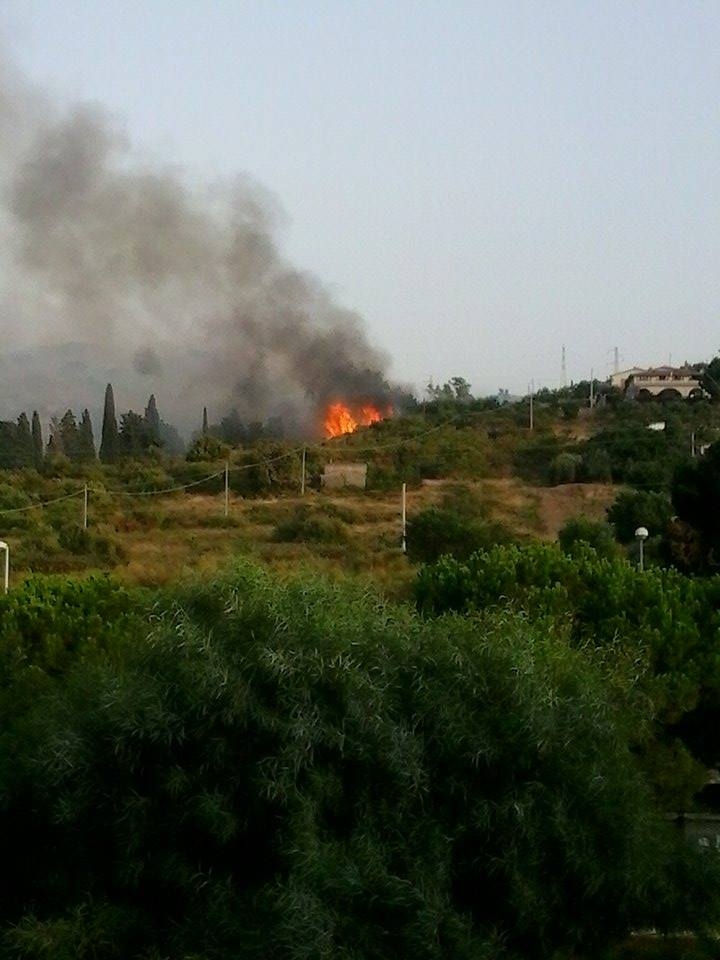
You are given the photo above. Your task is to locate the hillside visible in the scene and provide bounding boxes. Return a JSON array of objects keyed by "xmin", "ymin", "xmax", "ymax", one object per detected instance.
[{"xmin": 1, "ymin": 387, "xmax": 715, "ymax": 587}]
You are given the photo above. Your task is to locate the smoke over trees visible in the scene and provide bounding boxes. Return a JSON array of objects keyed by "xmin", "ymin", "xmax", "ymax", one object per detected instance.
[{"xmin": 0, "ymin": 55, "xmax": 395, "ymax": 435}]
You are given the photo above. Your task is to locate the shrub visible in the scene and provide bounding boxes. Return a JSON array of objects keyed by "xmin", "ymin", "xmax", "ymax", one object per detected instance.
[
  {"xmin": 550, "ymin": 451, "xmax": 582, "ymax": 484},
  {"xmin": 607, "ymin": 490, "xmax": 674, "ymax": 544},
  {"xmin": 414, "ymin": 543, "xmax": 720, "ymax": 784},
  {"xmin": 56, "ymin": 523, "xmax": 127, "ymax": 566},
  {"xmin": 1, "ymin": 563, "xmax": 716, "ymax": 958},
  {"xmin": 558, "ymin": 516, "xmax": 619, "ymax": 559},
  {"xmin": 407, "ymin": 506, "xmax": 513, "ymax": 563},
  {"xmin": 0, "ymin": 574, "xmax": 144, "ymax": 679},
  {"xmin": 273, "ymin": 504, "xmax": 347, "ymax": 544}
]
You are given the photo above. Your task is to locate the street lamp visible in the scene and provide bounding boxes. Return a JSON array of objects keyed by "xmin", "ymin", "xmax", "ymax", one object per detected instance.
[
  {"xmin": 0, "ymin": 540, "xmax": 8, "ymax": 593},
  {"xmin": 635, "ymin": 527, "xmax": 648, "ymax": 572}
]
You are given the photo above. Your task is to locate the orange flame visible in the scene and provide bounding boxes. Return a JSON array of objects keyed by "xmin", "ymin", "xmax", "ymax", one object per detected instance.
[{"xmin": 323, "ymin": 401, "xmax": 389, "ymax": 438}]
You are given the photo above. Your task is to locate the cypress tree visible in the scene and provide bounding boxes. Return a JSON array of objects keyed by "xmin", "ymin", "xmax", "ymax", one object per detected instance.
[
  {"xmin": 144, "ymin": 395, "xmax": 161, "ymax": 445},
  {"xmin": 0, "ymin": 421, "xmax": 18, "ymax": 469},
  {"xmin": 15, "ymin": 412, "xmax": 34, "ymax": 467},
  {"xmin": 202, "ymin": 406, "xmax": 209, "ymax": 436},
  {"xmin": 100, "ymin": 383, "xmax": 119, "ymax": 463},
  {"xmin": 77, "ymin": 409, "xmax": 97, "ymax": 461},
  {"xmin": 59, "ymin": 409, "xmax": 79, "ymax": 461},
  {"xmin": 31, "ymin": 411, "xmax": 43, "ymax": 467}
]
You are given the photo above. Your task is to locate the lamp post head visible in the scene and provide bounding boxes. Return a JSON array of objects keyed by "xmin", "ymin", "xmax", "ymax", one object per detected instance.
[{"xmin": 635, "ymin": 526, "xmax": 649, "ymax": 541}]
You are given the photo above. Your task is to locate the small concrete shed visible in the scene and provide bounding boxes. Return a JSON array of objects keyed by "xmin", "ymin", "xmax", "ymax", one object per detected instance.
[{"xmin": 321, "ymin": 462, "xmax": 368, "ymax": 490}]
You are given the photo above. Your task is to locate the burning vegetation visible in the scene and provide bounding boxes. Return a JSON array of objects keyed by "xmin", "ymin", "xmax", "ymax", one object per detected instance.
[{"xmin": 323, "ymin": 401, "xmax": 391, "ymax": 438}]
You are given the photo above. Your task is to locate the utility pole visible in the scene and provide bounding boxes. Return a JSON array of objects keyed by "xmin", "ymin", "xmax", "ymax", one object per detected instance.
[
  {"xmin": 691, "ymin": 432, "xmax": 696, "ymax": 458},
  {"xmin": 561, "ymin": 345, "xmax": 567, "ymax": 388},
  {"xmin": 301, "ymin": 446, "xmax": 306, "ymax": 496},
  {"xmin": 224, "ymin": 460, "xmax": 229, "ymax": 518},
  {"xmin": 613, "ymin": 346, "xmax": 620, "ymax": 375},
  {"xmin": 401, "ymin": 483, "xmax": 407, "ymax": 554},
  {"xmin": 529, "ymin": 379, "xmax": 534, "ymax": 430},
  {"xmin": 83, "ymin": 484, "xmax": 88, "ymax": 530},
  {"xmin": 589, "ymin": 368, "xmax": 594, "ymax": 409},
  {"xmin": 0, "ymin": 540, "xmax": 7, "ymax": 593}
]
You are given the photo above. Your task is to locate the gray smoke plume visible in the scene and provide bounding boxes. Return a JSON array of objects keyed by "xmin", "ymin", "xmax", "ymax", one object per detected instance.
[{"xmin": 0, "ymin": 55, "xmax": 394, "ymax": 435}]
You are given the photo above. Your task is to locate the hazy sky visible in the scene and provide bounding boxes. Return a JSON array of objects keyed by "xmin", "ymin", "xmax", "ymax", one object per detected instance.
[{"xmin": 3, "ymin": 0, "xmax": 719, "ymax": 395}]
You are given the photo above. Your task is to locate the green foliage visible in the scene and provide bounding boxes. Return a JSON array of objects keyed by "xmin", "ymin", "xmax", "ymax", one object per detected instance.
[
  {"xmin": 1, "ymin": 564, "xmax": 716, "ymax": 958},
  {"xmin": 99, "ymin": 383, "xmax": 119, "ymax": 464},
  {"xmin": 414, "ymin": 543, "xmax": 720, "ymax": 781},
  {"xmin": 580, "ymin": 446, "xmax": 613, "ymax": 482},
  {"xmin": 701, "ymin": 355, "xmax": 720, "ymax": 401},
  {"xmin": 672, "ymin": 442, "xmax": 720, "ymax": 570},
  {"xmin": 550, "ymin": 451, "xmax": 582, "ymax": 484},
  {"xmin": 608, "ymin": 490, "xmax": 674, "ymax": 544},
  {"xmin": 273, "ymin": 504, "xmax": 348, "ymax": 543},
  {"xmin": 581, "ymin": 421, "xmax": 678, "ymax": 489},
  {"xmin": 560, "ymin": 399, "xmax": 580, "ymax": 420},
  {"xmin": 0, "ymin": 413, "xmax": 37, "ymax": 470},
  {"xmin": 406, "ymin": 484, "xmax": 514, "ymax": 563},
  {"xmin": 77, "ymin": 409, "xmax": 97, "ymax": 462},
  {"xmin": 31, "ymin": 411, "xmax": 43, "ymax": 467},
  {"xmin": 55, "ymin": 524, "xmax": 127, "ymax": 566},
  {"xmin": 513, "ymin": 434, "xmax": 566, "ymax": 484},
  {"xmin": 186, "ymin": 434, "xmax": 229, "ymax": 462},
  {"xmin": 118, "ymin": 411, "xmax": 161, "ymax": 458},
  {"xmin": 0, "ymin": 574, "xmax": 143, "ymax": 679},
  {"xmin": 425, "ymin": 376, "xmax": 473, "ymax": 404},
  {"xmin": 558, "ymin": 516, "xmax": 619, "ymax": 559}
]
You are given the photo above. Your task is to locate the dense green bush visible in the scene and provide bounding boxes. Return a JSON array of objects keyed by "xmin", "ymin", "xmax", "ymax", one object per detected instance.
[
  {"xmin": 558, "ymin": 516, "xmax": 619, "ymax": 559},
  {"xmin": 414, "ymin": 543, "xmax": 720, "ymax": 792},
  {"xmin": 550, "ymin": 451, "xmax": 582, "ymax": 484},
  {"xmin": 578, "ymin": 418, "xmax": 696, "ymax": 491},
  {"xmin": 273, "ymin": 504, "xmax": 348, "ymax": 543},
  {"xmin": 407, "ymin": 506, "xmax": 513, "ymax": 563},
  {"xmin": 0, "ymin": 575, "xmax": 145, "ymax": 679},
  {"xmin": 1, "ymin": 563, "xmax": 716, "ymax": 958},
  {"xmin": 607, "ymin": 490, "xmax": 674, "ymax": 544},
  {"xmin": 513, "ymin": 434, "xmax": 567, "ymax": 484},
  {"xmin": 672, "ymin": 442, "xmax": 720, "ymax": 571},
  {"xmin": 406, "ymin": 485, "xmax": 515, "ymax": 563}
]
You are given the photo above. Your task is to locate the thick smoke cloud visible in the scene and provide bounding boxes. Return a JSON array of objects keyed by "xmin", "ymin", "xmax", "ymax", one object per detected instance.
[{"xmin": 0, "ymin": 56, "xmax": 393, "ymax": 435}]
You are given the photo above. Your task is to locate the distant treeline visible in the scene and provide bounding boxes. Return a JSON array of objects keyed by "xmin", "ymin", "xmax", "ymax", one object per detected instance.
[{"xmin": 0, "ymin": 385, "xmax": 184, "ymax": 469}]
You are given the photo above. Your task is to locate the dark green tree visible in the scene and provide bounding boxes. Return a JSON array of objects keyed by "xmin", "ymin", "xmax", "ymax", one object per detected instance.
[
  {"xmin": 607, "ymin": 489, "xmax": 674, "ymax": 543},
  {"xmin": 672, "ymin": 442, "xmax": 720, "ymax": 568},
  {"xmin": 31, "ymin": 411, "xmax": 43, "ymax": 467},
  {"xmin": 118, "ymin": 411, "xmax": 160, "ymax": 458},
  {"xmin": 0, "ymin": 421, "xmax": 18, "ymax": 469},
  {"xmin": 99, "ymin": 383, "xmax": 119, "ymax": 464},
  {"xmin": 59, "ymin": 409, "xmax": 79, "ymax": 461},
  {"xmin": 701, "ymin": 355, "xmax": 720, "ymax": 401},
  {"xmin": 77, "ymin": 409, "xmax": 97, "ymax": 462},
  {"xmin": 144, "ymin": 394, "xmax": 161, "ymax": 444},
  {"xmin": 558, "ymin": 516, "xmax": 618, "ymax": 559},
  {"xmin": 15, "ymin": 412, "xmax": 34, "ymax": 468},
  {"xmin": 202, "ymin": 406, "xmax": 209, "ymax": 436}
]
